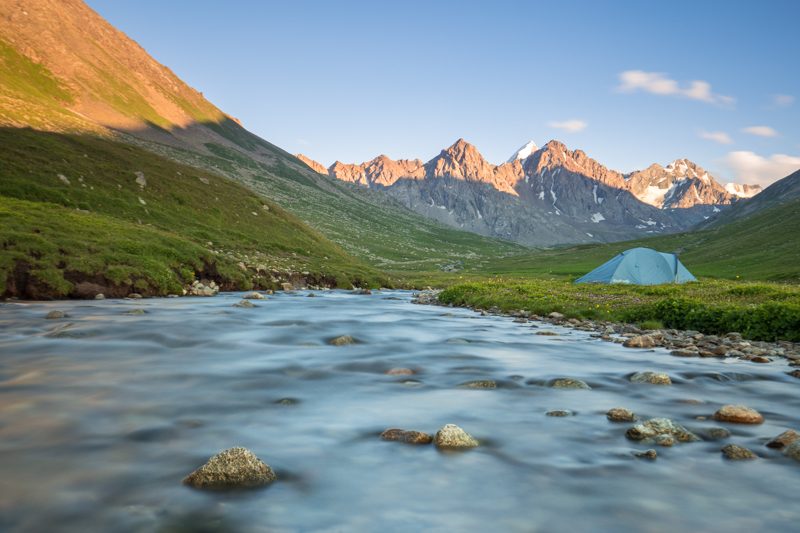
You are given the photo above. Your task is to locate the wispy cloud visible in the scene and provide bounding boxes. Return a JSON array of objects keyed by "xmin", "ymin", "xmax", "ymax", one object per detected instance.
[
  {"xmin": 699, "ymin": 130, "xmax": 733, "ymax": 145},
  {"xmin": 742, "ymin": 126, "xmax": 778, "ymax": 138},
  {"xmin": 772, "ymin": 94, "xmax": 794, "ymax": 107},
  {"xmin": 617, "ymin": 70, "xmax": 734, "ymax": 106},
  {"xmin": 722, "ymin": 151, "xmax": 800, "ymax": 187},
  {"xmin": 548, "ymin": 119, "xmax": 587, "ymax": 133}
]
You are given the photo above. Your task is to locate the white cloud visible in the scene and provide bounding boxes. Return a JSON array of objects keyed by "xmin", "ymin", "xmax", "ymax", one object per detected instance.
[
  {"xmin": 699, "ymin": 131, "xmax": 733, "ymax": 145},
  {"xmin": 722, "ymin": 151, "xmax": 800, "ymax": 187},
  {"xmin": 773, "ymin": 94, "xmax": 794, "ymax": 107},
  {"xmin": 617, "ymin": 70, "xmax": 734, "ymax": 106},
  {"xmin": 548, "ymin": 119, "xmax": 587, "ymax": 133},
  {"xmin": 742, "ymin": 125, "xmax": 779, "ymax": 138}
]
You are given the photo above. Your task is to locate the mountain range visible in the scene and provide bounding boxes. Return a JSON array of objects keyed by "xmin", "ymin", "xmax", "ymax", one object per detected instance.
[{"xmin": 297, "ymin": 140, "xmax": 761, "ymax": 246}]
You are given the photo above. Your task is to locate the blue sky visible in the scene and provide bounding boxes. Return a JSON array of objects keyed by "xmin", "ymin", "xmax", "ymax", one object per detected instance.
[{"xmin": 86, "ymin": 0, "xmax": 800, "ymax": 185}]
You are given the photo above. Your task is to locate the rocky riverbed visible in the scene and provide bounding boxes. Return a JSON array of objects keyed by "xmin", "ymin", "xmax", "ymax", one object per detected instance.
[
  {"xmin": 0, "ymin": 290, "xmax": 798, "ymax": 532},
  {"xmin": 414, "ymin": 289, "xmax": 800, "ymax": 370}
]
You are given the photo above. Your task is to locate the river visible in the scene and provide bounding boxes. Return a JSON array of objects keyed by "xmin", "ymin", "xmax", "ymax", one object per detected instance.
[{"xmin": 0, "ymin": 290, "xmax": 798, "ymax": 532}]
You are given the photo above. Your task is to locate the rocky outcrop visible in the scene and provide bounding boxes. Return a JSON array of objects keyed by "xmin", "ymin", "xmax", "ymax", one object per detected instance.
[
  {"xmin": 434, "ymin": 424, "xmax": 479, "ymax": 449},
  {"xmin": 625, "ymin": 159, "xmax": 738, "ymax": 209},
  {"xmin": 296, "ymin": 154, "xmax": 328, "ymax": 175}
]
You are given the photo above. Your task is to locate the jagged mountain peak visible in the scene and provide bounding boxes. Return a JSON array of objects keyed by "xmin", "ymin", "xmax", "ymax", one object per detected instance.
[{"xmin": 507, "ymin": 140, "xmax": 539, "ymax": 163}]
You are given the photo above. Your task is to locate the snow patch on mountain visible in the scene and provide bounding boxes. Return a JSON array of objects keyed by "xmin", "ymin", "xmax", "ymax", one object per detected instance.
[{"xmin": 507, "ymin": 141, "xmax": 539, "ymax": 163}]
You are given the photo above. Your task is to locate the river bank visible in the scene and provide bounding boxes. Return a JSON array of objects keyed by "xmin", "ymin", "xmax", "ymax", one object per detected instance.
[{"xmin": 417, "ymin": 289, "xmax": 800, "ymax": 372}]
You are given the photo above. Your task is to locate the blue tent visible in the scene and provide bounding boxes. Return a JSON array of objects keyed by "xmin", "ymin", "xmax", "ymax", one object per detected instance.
[{"xmin": 575, "ymin": 247, "xmax": 696, "ymax": 285}]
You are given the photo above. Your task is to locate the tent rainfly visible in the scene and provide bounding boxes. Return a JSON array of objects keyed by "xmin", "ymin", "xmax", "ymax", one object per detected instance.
[{"xmin": 575, "ymin": 247, "xmax": 696, "ymax": 285}]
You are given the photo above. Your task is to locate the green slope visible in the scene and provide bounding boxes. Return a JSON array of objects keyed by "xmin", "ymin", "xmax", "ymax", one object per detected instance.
[
  {"xmin": 478, "ymin": 197, "xmax": 800, "ymax": 282},
  {"xmin": 0, "ymin": 128, "xmax": 384, "ymax": 298},
  {"xmin": 127, "ymin": 127, "xmax": 527, "ymax": 274}
]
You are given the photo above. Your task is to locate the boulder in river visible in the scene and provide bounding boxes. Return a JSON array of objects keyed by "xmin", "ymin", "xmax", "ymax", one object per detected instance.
[
  {"xmin": 183, "ymin": 447, "xmax": 276, "ymax": 489},
  {"xmin": 328, "ymin": 335, "xmax": 357, "ymax": 346},
  {"xmin": 623, "ymin": 335, "xmax": 657, "ymax": 348},
  {"xmin": 607, "ymin": 407, "xmax": 636, "ymax": 422},
  {"xmin": 549, "ymin": 378, "xmax": 591, "ymax": 390},
  {"xmin": 696, "ymin": 427, "xmax": 731, "ymax": 441},
  {"xmin": 721, "ymin": 444, "xmax": 757, "ymax": 460},
  {"xmin": 94, "ymin": 293, "xmax": 105, "ymax": 300},
  {"xmin": 625, "ymin": 418, "xmax": 700, "ymax": 444},
  {"xmin": 281, "ymin": 282, "xmax": 294, "ymax": 291},
  {"xmin": 787, "ymin": 370, "xmax": 800, "ymax": 379},
  {"xmin": 766, "ymin": 429, "xmax": 799, "ymax": 449},
  {"xmin": 233, "ymin": 300, "xmax": 256, "ymax": 308},
  {"xmin": 713, "ymin": 405, "xmax": 764, "ymax": 425},
  {"xmin": 434, "ymin": 424, "xmax": 478, "ymax": 449},
  {"xmin": 45, "ymin": 310, "xmax": 67, "ymax": 319},
  {"xmin": 380, "ymin": 429, "xmax": 433, "ymax": 445},
  {"xmin": 629, "ymin": 371, "xmax": 672, "ymax": 385}
]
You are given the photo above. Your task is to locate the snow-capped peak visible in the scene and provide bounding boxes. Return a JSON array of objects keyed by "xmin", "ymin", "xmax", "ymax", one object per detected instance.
[
  {"xmin": 507, "ymin": 140, "xmax": 539, "ymax": 163},
  {"xmin": 725, "ymin": 182, "xmax": 762, "ymax": 198}
]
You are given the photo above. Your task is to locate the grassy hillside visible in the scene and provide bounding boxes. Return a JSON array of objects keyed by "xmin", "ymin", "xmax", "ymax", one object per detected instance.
[
  {"xmin": 129, "ymin": 131, "xmax": 527, "ymax": 275},
  {"xmin": 473, "ymin": 197, "xmax": 800, "ymax": 282},
  {"xmin": 0, "ymin": 128, "xmax": 385, "ymax": 298}
]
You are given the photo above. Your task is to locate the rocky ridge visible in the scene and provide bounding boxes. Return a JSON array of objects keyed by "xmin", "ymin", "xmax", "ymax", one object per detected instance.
[{"xmin": 299, "ymin": 139, "xmax": 760, "ymax": 247}]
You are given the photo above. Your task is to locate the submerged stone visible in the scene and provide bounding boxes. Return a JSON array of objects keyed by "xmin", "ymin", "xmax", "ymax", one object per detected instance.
[
  {"xmin": 721, "ymin": 444, "xmax": 757, "ymax": 460},
  {"xmin": 380, "ymin": 428, "xmax": 433, "ymax": 445},
  {"xmin": 785, "ymin": 441, "xmax": 800, "ymax": 462},
  {"xmin": 633, "ymin": 449, "xmax": 658, "ymax": 460},
  {"xmin": 45, "ymin": 310, "xmax": 67, "ymax": 319},
  {"xmin": 386, "ymin": 368, "xmax": 415, "ymax": 376},
  {"xmin": 549, "ymin": 378, "xmax": 591, "ymax": 390},
  {"xmin": 328, "ymin": 335, "xmax": 356, "ymax": 346},
  {"xmin": 546, "ymin": 410, "xmax": 574, "ymax": 417},
  {"xmin": 458, "ymin": 380, "xmax": 497, "ymax": 389},
  {"xmin": 434, "ymin": 424, "xmax": 478, "ymax": 449},
  {"xmin": 233, "ymin": 300, "xmax": 256, "ymax": 308},
  {"xmin": 629, "ymin": 371, "xmax": 672, "ymax": 385},
  {"xmin": 183, "ymin": 447, "xmax": 276, "ymax": 489},
  {"xmin": 242, "ymin": 291, "xmax": 265, "ymax": 300}
]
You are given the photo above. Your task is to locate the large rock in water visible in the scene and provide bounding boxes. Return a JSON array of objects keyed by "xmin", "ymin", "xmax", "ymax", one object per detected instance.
[
  {"xmin": 766, "ymin": 430, "xmax": 800, "ymax": 449},
  {"xmin": 434, "ymin": 424, "xmax": 479, "ymax": 449},
  {"xmin": 183, "ymin": 447, "xmax": 276, "ymax": 489},
  {"xmin": 713, "ymin": 405, "xmax": 764, "ymax": 424},
  {"xmin": 625, "ymin": 418, "xmax": 700, "ymax": 444}
]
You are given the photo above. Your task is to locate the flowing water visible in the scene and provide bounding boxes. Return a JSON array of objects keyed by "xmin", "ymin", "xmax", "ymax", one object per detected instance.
[{"xmin": 0, "ymin": 290, "xmax": 798, "ymax": 532}]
